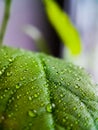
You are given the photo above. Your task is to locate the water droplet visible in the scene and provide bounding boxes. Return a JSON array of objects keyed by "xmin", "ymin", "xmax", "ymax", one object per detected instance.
[
  {"xmin": 0, "ymin": 96, "xmax": 3, "ymax": 99},
  {"xmin": 20, "ymin": 76, "xmax": 25, "ymax": 81},
  {"xmin": 20, "ymin": 65, "xmax": 23, "ymax": 68},
  {"xmin": 75, "ymin": 121, "xmax": 78, "ymax": 124},
  {"xmin": 15, "ymin": 104, "xmax": 18, "ymax": 108},
  {"xmin": 8, "ymin": 58, "xmax": 13, "ymax": 62},
  {"xmin": 29, "ymin": 123, "xmax": 32, "ymax": 126},
  {"xmin": 0, "ymin": 71, "xmax": 2, "ymax": 75},
  {"xmin": 68, "ymin": 70, "xmax": 72, "ymax": 73},
  {"xmin": 16, "ymin": 83, "xmax": 22, "ymax": 89},
  {"xmin": 84, "ymin": 123, "xmax": 87, "ymax": 126},
  {"xmin": 70, "ymin": 124, "xmax": 73, "ymax": 127},
  {"xmin": 54, "ymin": 86, "xmax": 57, "ymax": 89},
  {"xmin": 34, "ymin": 94, "xmax": 38, "ymax": 98},
  {"xmin": 16, "ymin": 85, "xmax": 20, "ymax": 89},
  {"xmin": 28, "ymin": 96, "xmax": 32, "ymax": 101},
  {"xmin": 28, "ymin": 110, "xmax": 37, "ymax": 117},
  {"xmin": 52, "ymin": 103, "xmax": 55, "ymax": 108},
  {"xmin": 59, "ymin": 100, "xmax": 61, "ymax": 103},
  {"xmin": 25, "ymin": 63, "xmax": 28, "ymax": 66},
  {"xmin": 41, "ymin": 103, "xmax": 44, "ymax": 107},
  {"xmin": 61, "ymin": 78, "xmax": 64, "ymax": 81},
  {"xmin": 58, "ymin": 82, "xmax": 61, "ymax": 86},
  {"xmin": 67, "ymin": 83, "xmax": 70, "ymax": 86},
  {"xmin": 8, "ymin": 99, "xmax": 12, "ymax": 103},
  {"xmin": 46, "ymin": 103, "xmax": 52, "ymax": 113},
  {"xmin": 44, "ymin": 66, "xmax": 46, "ymax": 70},
  {"xmin": 3, "ymin": 94, "xmax": 5, "ymax": 97},
  {"xmin": 31, "ymin": 86, "xmax": 34, "ymax": 90},
  {"xmin": 78, "ymin": 114, "xmax": 81, "ymax": 117},
  {"xmin": 73, "ymin": 107, "xmax": 77, "ymax": 111},
  {"xmin": 4, "ymin": 89, "xmax": 8, "ymax": 93},
  {"xmin": 7, "ymin": 72, "xmax": 11, "ymax": 76},
  {"xmin": 77, "ymin": 77, "xmax": 80, "ymax": 81},
  {"xmin": 26, "ymin": 91, "xmax": 29, "ymax": 95},
  {"xmin": 64, "ymin": 69, "xmax": 67, "ymax": 72},
  {"xmin": 17, "ymin": 95, "xmax": 20, "ymax": 99},
  {"xmin": 74, "ymin": 73, "xmax": 77, "ymax": 77},
  {"xmin": 1, "ymin": 116, "xmax": 5, "ymax": 120},
  {"xmin": 62, "ymin": 118, "xmax": 66, "ymax": 123},
  {"xmin": 75, "ymin": 85, "xmax": 79, "ymax": 89},
  {"xmin": 8, "ymin": 113, "xmax": 13, "ymax": 118},
  {"xmin": 12, "ymin": 97, "xmax": 15, "ymax": 100},
  {"xmin": 60, "ymin": 94, "xmax": 63, "ymax": 97}
]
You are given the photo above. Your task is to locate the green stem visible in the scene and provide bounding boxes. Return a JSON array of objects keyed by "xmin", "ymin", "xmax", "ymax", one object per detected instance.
[{"xmin": 0, "ymin": 0, "xmax": 12, "ymax": 45}]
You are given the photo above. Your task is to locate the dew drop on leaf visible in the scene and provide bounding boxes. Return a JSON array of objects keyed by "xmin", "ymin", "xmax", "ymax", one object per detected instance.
[
  {"xmin": 3, "ymin": 94, "xmax": 5, "ymax": 98},
  {"xmin": 16, "ymin": 85, "xmax": 20, "ymax": 89},
  {"xmin": 8, "ymin": 99, "xmax": 12, "ymax": 103},
  {"xmin": 4, "ymin": 89, "xmax": 8, "ymax": 93},
  {"xmin": 62, "ymin": 118, "xmax": 66, "ymax": 123},
  {"xmin": 73, "ymin": 107, "xmax": 77, "ymax": 111},
  {"xmin": 28, "ymin": 123, "xmax": 32, "ymax": 127},
  {"xmin": 59, "ymin": 100, "xmax": 61, "ymax": 103},
  {"xmin": 75, "ymin": 121, "xmax": 78, "ymax": 124},
  {"xmin": 12, "ymin": 96, "xmax": 15, "ymax": 101},
  {"xmin": 46, "ymin": 103, "xmax": 52, "ymax": 113},
  {"xmin": 15, "ymin": 83, "xmax": 21, "ymax": 89},
  {"xmin": 52, "ymin": 103, "xmax": 55, "ymax": 109},
  {"xmin": 8, "ymin": 58, "xmax": 13, "ymax": 62},
  {"xmin": 28, "ymin": 96, "xmax": 32, "ymax": 101},
  {"xmin": 28, "ymin": 110, "xmax": 37, "ymax": 118},
  {"xmin": 54, "ymin": 86, "xmax": 57, "ymax": 89},
  {"xmin": 0, "ymin": 70, "xmax": 2, "ymax": 75},
  {"xmin": 6, "ymin": 72, "xmax": 11, "ymax": 76},
  {"xmin": 34, "ymin": 94, "xmax": 38, "ymax": 98},
  {"xmin": 51, "ymin": 103, "xmax": 55, "ymax": 112},
  {"xmin": 75, "ymin": 85, "xmax": 79, "ymax": 89},
  {"xmin": 16, "ymin": 95, "xmax": 20, "ymax": 99},
  {"xmin": 78, "ymin": 114, "xmax": 81, "ymax": 117},
  {"xmin": 15, "ymin": 104, "xmax": 18, "ymax": 108},
  {"xmin": 31, "ymin": 86, "xmax": 34, "ymax": 90},
  {"xmin": 0, "ymin": 96, "xmax": 3, "ymax": 99},
  {"xmin": 20, "ymin": 76, "xmax": 25, "ymax": 81},
  {"xmin": 26, "ymin": 91, "xmax": 29, "ymax": 95},
  {"xmin": 61, "ymin": 78, "xmax": 64, "ymax": 81},
  {"xmin": 77, "ymin": 77, "xmax": 80, "ymax": 81},
  {"xmin": 41, "ymin": 103, "xmax": 44, "ymax": 107},
  {"xmin": 1, "ymin": 116, "xmax": 5, "ymax": 120},
  {"xmin": 60, "ymin": 94, "xmax": 64, "ymax": 98},
  {"xmin": 8, "ymin": 112, "xmax": 14, "ymax": 118}
]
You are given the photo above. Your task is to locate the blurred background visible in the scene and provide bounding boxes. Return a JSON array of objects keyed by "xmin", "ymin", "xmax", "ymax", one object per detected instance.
[{"xmin": 0, "ymin": 0, "xmax": 98, "ymax": 82}]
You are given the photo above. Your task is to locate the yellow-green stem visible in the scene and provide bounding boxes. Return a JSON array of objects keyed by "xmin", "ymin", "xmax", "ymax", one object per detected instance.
[{"xmin": 0, "ymin": 0, "xmax": 12, "ymax": 45}]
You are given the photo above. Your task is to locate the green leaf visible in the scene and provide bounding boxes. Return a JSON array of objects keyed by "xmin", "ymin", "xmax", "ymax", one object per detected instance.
[
  {"xmin": 43, "ymin": 0, "xmax": 81, "ymax": 55},
  {"xmin": 0, "ymin": 46, "xmax": 98, "ymax": 130},
  {"xmin": 0, "ymin": 0, "xmax": 12, "ymax": 45}
]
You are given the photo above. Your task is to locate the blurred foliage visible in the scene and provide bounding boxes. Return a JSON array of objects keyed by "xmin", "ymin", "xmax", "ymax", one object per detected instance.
[
  {"xmin": 0, "ymin": 0, "xmax": 12, "ymax": 45},
  {"xmin": 23, "ymin": 25, "xmax": 51, "ymax": 54},
  {"xmin": 43, "ymin": 0, "xmax": 81, "ymax": 55}
]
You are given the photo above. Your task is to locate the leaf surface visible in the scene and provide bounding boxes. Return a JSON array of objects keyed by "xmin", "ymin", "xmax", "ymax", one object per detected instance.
[{"xmin": 0, "ymin": 46, "xmax": 98, "ymax": 130}]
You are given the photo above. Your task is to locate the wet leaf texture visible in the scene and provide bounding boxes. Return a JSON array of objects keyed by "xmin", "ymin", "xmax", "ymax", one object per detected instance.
[{"xmin": 0, "ymin": 46, "xmax": 98, "ymax": 130}]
